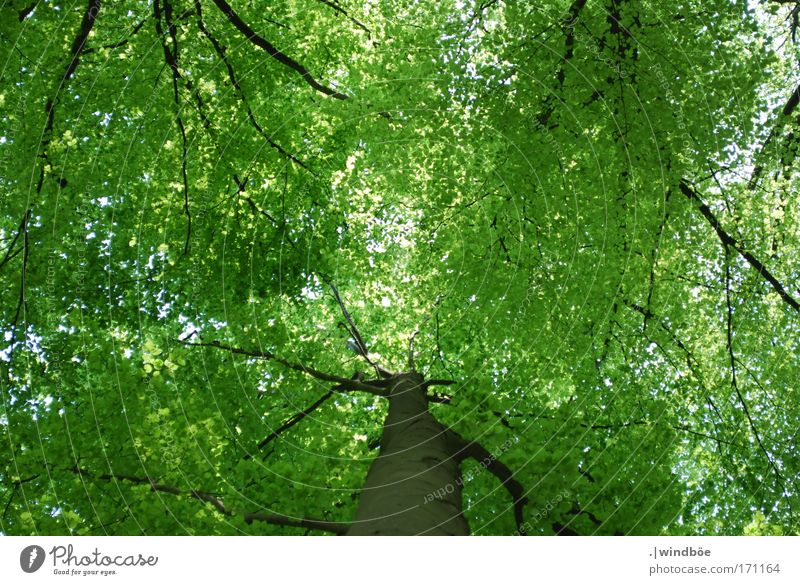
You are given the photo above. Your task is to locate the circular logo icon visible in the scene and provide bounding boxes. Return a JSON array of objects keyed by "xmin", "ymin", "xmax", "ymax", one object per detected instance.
[{"xmin": 20, "ymin": 545, "xmax": 46, "ymax": 573}]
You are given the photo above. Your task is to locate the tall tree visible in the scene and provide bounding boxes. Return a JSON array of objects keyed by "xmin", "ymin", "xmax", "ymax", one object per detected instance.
[{"xmin": 1, "ymin": 0, "xmax": 798, "ymax": 535}]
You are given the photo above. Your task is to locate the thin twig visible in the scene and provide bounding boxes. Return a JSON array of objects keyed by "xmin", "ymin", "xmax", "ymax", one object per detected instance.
[
  {"xmin": 322, "ymin": 278, "xmax": 391, "ymax": 377},
  {"xmin": 723, "ymin": 249, "xmax": 787, "ymax": 491},
  {"xmin": 313, "ymin": 0, "xmax": 371, "ymax": 36}
]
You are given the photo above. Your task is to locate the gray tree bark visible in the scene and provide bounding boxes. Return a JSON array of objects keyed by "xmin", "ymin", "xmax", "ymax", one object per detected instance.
[{"xmin": 346, "ymin": 372, "xmax": 470, "ymax": 535}]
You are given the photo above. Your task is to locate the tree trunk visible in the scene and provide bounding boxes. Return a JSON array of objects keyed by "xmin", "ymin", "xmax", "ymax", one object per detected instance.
[{"xmin": 346, "ymin": 372, "xmax": 470, "ymax": 535}]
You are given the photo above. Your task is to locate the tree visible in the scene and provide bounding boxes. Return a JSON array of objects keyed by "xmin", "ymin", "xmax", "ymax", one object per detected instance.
[{"xmin": 1, "ymin": 0, "xmax": 798, "ymax": 536}]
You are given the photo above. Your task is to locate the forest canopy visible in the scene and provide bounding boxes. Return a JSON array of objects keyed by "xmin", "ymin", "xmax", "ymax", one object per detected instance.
[{"xmin": 1, "ymin": 0, "xmax": 799, "ymax": 535}]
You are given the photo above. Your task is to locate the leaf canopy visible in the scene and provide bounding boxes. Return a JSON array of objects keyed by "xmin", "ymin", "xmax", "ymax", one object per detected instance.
[{"xmin": 1, "ymin": 0, "xmax": 798, "ymax": 535}]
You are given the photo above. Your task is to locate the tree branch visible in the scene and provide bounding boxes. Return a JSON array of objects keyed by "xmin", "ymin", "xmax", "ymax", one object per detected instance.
[
  {"xmin": 5, "ymin": 209, "xmax": 31, "ymax": 368},
  {"xmin": 36, "ymin": 0, "xmax": 100, "ymax": 196},
  {"xmin": 247, "ymin": 389, "xmax": 335, "ymax": 458},
  {"xmin": 329, "ymin": 282, "xmax": 369, "ymax": 357},
  {"xmin": 426, "ymin": 393, "xmax": 452, "ymax": 404},
  {"xmin": 73, "ymin": 466, "xmax": 227, "ymax": 514},
  {"xmin": 679, "ymin": 179, "xmax": 799, "ymax": 312},
  {"xmin": 423, "ymin": 379, "xmax": 454, "ymax": 404},
  {"xmin": 536, "ymin": 0, "xmax": 587, "ymax": 127},
  {"xmin": 210, "ymin": 0, "xmax": 348, "ymax": 99},
  {"xmin": 494, "ymin": 410, "xmax": 742, "ymax": 449},
  {"xmin": 72, "ymin": 467, "xmax": 347, "ymax": 534},
  {"xmin": 83, "ymin": 17, "xmax": 147, "ymax": 54},
  {"xmin": 18, "ymin": 1, "xmax": 38, "ymax": 21},
  {"xmin": 322, "ymin": 278, "xmax": 392, "ymax": 378},
  {"xmin": 194, "ymin": 0, "xmax": 311, "ymax": 170},
  {"xmin": 449, "ymin": 432, "xmax": 527, "ymax": 534},
  {"xmin": 313, "ymin": 0, "xmax": 371, "ymax": 36},
  {"xmin": 749, "ymin": 82, "xmax": 800, "ymax": 189},
  {"xmin": 63, "ymin": 0, "xmax": 101, "ymax": 82},
  {"xmin": 181, "ymin": 339, "xmax": 388, "ymax": 396},
  {"xmin": 423, "ymin": 379, "xmax": 455, "ymax": 388},
  {"xmin": 723, "ymin": 250, "xmax": 788, "ymax": 492},
  {"xmin": 0, "ymin": 210, "xmax": 29, "ymax": 272},
  {"xmin": 154, "ymin": 0, "xmax": 192, "ymax": 255},
  {"xmin": 408, "ymin": 328, "xmax": 419, "ymax": 372}
]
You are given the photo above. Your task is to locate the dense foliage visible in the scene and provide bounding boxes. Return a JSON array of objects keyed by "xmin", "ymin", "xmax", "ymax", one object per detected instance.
[{"xmin": 1, "ymin": 0, "xmax": 799, "ymax": 535}]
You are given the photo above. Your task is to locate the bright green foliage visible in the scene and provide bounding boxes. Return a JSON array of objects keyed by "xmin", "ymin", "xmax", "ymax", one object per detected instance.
[{"xmin": 1, "ymin": 0, "xmax": 799, "ymax": 535}]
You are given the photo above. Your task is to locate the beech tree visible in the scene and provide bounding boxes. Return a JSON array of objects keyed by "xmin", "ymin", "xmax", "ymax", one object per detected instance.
[{"xmin": 1, "ymin": 0, "xmax": 799, "ymax": 535}]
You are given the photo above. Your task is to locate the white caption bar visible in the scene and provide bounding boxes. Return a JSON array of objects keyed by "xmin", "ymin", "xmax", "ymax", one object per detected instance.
[{"xmin": 1, "ymin": 536, "xmax": 798, "ymax": 584}]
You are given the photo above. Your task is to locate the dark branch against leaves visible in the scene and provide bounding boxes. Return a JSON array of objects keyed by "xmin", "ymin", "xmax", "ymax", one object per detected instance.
[
  {"xmin": 313, "ymin": 0, "xmax": 371, "ymax": 36},
  {"xmin": 450, "ymin": 431, "xmax": 528, "ymax": 534},
  {"xmin": 248, "ymin": 389, "xmax": 335, "ymax": 458},
  {"xmin": 679, "ymin": 179, "xmax": 800, "ymax": 312},
  {"xmin": 181, "ymin": 339, "xmax": 389, "ymax": 396},
  {"xmin": 153, "ymin": 0, "xmax": 192, "ymax": 255},
  {"xmin": 194, "ymin": 0, "xmax": 311, "ymax": 170},
  {"xmin": 71, "ymin": 467, "xmax": 348, "ymax": 534},
  {"xmin": 210, "ymin": 0, "xmax": 348, "ymax": 99}
]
